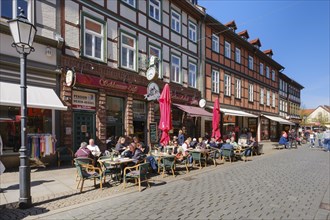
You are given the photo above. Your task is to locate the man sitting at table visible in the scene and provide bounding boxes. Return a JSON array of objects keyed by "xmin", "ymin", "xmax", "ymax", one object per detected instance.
[{"xmin": 220, "ymin": 139, "xmax": 234, "ymax": 156}]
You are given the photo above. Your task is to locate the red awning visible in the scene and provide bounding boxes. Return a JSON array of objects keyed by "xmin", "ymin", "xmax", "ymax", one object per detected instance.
[{"xmin": 174, "ymin": 103, "xmax": 213, "ymax": 118}]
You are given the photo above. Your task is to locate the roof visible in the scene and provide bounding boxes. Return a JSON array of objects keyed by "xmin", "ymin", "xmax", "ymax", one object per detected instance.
[
  {"xmin": 224, "ymin": 20, "xmax": 237, "ymax": 30},
  {"xmin": 249, "ymin": 38, "xmax": 261, "ymax": 47},
  {"xmin": 301, "ymin": 109, "xmax": 314, "ymax": 116},
  {"xmin": 238, "ymin": 30, "xmax": 250, "ymax": 39},
  {"xmin": 263, "ymin": 49, "xmax": 273, "ymax": 56},
  {"xmin": 321, "ymin": 105, "xmax": 330, "ymax": 113}
]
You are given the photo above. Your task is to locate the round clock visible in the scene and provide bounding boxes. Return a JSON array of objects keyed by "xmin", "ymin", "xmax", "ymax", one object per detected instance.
[
  {"xmin": 66, "ymin": 70, "xmax": 74, "ymax": 87},
  {"xmin": 199, "ymin": 99, "xmax": 206, "ymax": 108},
  {"xmin": 146, "ymin": 67, "xmax": 157, "ymax": 81}
]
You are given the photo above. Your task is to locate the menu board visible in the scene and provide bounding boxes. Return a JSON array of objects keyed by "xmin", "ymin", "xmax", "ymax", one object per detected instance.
[{"xmin": 149, "ymin": 122, "xmax": 158, "ymax": 144}]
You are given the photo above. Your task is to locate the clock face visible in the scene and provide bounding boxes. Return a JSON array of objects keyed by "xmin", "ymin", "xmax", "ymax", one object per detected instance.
[
  {"xmin": 146, "ymin": 67, "xmax": 156, "ymax": 81},
  {"xmin": 66, "ymin": 70, "xmax": 74, "ymax": 87},
  {"xmin": 199, "ymin": 99, "xmax": 206, "ymax": 108}
]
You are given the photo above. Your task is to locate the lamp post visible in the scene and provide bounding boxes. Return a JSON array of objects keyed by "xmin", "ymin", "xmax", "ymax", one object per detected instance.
[{"xmin": 7, "ymin": 8, "xmax": 37, "ymax": 209}]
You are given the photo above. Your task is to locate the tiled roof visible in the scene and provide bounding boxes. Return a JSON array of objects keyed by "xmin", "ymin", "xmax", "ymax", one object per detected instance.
[
  {"xmin": 301, "ymin": 109, "xmax": 314, "ymax": 116},
  {"xmin": 224, "ymin": 20, "xmax": 237, "ymax": 30},
  {"xmin": 249, "ymin": 38, "xmax": 261, "ymax": 47},
  {"xmin": 322, "ymin": 105, "xmax": 330, "ymax": 112},
  {"xmin": 263, "ymin": 49, "xmax": 273, "ymax": 55},
  {"xmin": 238, "ymin": 30, "xmax": 249, "ymax": 39}
]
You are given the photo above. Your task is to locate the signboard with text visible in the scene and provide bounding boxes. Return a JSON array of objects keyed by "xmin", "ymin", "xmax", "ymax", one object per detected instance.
[{"xmin": 72, "ymin": 90, "xmax": 96, "ymax": 110}]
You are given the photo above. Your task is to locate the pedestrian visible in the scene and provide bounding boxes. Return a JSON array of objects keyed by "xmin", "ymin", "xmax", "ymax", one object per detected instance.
[
  {"xmin": 317, "ymin": 130, "xmax": 324, "ymax": 147},
  {"xmin": 288, "ymin": 129, "xmax": 298, "ymax": 148},
  {"xmin": 323, "ymin": 129, "xmax": 330, "ymax": 152},
  {"xmin": 178, "ymin": 130, "xmax": 185, "ymax": 146},
  {"xmin": 309, "ymin": 131, "xmax": 315, "ymax": 148}
]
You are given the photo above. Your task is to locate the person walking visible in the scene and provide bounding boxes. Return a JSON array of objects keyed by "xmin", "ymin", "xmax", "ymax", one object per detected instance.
[
  {"xmin": 323, "ymin": 129, "xmax": 330, "ymax": 152},
  {"xmin": 317, "ymin": 130, "xmax": 324, "ymax": 147},
  {"xmin": 309, "ymin": 131, "xmax": 315, "ymax": 148},
  {"xmin": 289, "ymin": 129, "xmax": 298, "ymax": 148}
]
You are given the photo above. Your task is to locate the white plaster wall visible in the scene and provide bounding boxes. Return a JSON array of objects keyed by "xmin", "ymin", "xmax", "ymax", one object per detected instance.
[
  {"xmin": 163, "ymin": 12, "xmax": 169, "ymax": 27},
  {"xmin": 107, "ymin": 19, "xmax": 118, "ymax": 41},
  {"xmin": 83, "ymin": 7, "xmax": 104, "ymax": 21},
  {"xmin": 148, "ymin": 38, "xmax": 161, "ymax": 47},
  {"xmin": 163, "ymin": 0, "xmax": 169, "ymax": 13},
  {"xmin": 138, "ymin": 0, "xmax": 147, "ymax": 13},
  {"xmin": 65, "ymin": 25, "xmax": 80, "ymax": 49},
  {"xmin": 188, "ymin": 42, "xmax": 197, "ymax": 53},
  {"xmin": 65, "ymin": 1, "xmax": 79, "ymax": 24},
  {"xmin": 171, "ymin": 4, "xmax": 180, "ymax": 12},
  {"xmin": 108, "ymin": 61, "xmax": 118, "ymax": 69},
  {"xmin": 171, "ymin": 32, "xmax": 180, "ymax": 45},
  {"xmin": 108, "ymin": 41, "xmax": 118, "ymax": 61},
  {"xmin": 65, "ymin": 48, "xmax": 79, "ymax": 58},
  {"xmin": 182, "ymin": 69, "xmax": 187, "ymax": 83},
  {"xmin": 148, "ymin": 20, "xmax": 161, "ymax": 34},
  {"xmin": 107, "ymin": 0, "xmax": 117, "ymax": 13},
  {"xmin": 189, "ymin": 16, "xmax": 197, "ymax": 24},
  {"xmin": 163, "ymin": 26, "xmax": 169, "ymax": 40},
  {"xmin": 182, "ymin": 37, "xmax": 187, "ymax": 49},
  {"xmin": 119, "ymin": 25, "xmax": 136, "ymax": 35},
  {"xmin": 36, "ymin": 27, "xmax": 54, "ymax": 40},
  {"xmin": 163, "ymin": 62, "xmax": 170, "ymax": 79},
  {"xmin": 0, "ymin": 33, "xmax": 56, "ymax": 65},
  {"xmin": 139, "ymin": 13, "xmax": 147, "ymax": 28},
  {"xmin": 308, "ymin": 107, "xmax": 330, "ymax": 122},
  {"xmin": 139, "ymin": 34, "xmax": 147, "ymax": 53},
  {"xmin": 163, "ymin": 45, "xmax": 170, "ymax": 61},
  {"xmin": 36, "ymin": 1, "xmax": 56, "ymax": 37},
  {"xmin": 182, "ymin": 12, "xmax": 187, "ymax": 26},
  {"xmin": 182, "ymin": 25, "xmax": 187, "ymax": 38},
  {"xmin": 182, "ymin": 54, "xmax": 187, "ymax": 68},
  {"xmin": 120, "ymin": 5, "xmax": 136, "ymax": 23}
]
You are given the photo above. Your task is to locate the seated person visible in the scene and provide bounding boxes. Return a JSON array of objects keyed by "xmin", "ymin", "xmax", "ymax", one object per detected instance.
[
  {"xmin": 75, "ymin": 142, "xmax": 92, "ymax": 158},
  {"xmin": 175, "ymin": 149, "xmax": 185, "ymax": 162},
  {"xmin": 220, "ymin": 139, "xmax": 234, "ymax": 156},
  {"xmin": 115, "ymin": 137, "xmax": 126, "ymax": 154},
  {"xmin": 87, "ymin": 139, "xmax": 101, "ymax": 157},
  {"xmin": 181, "ymin": 137, "xmax": 192, "ymax": 156},
  {"xmin": 190, "ymin": 138, "xmax": 198, "ymax": 148},
  {"xmin": 124, "ymin": 143, "xmax": 144, "ymax": 164},
  {"xmin": 196, "ymin": 137, "xmax": 207, "ymax": 149},
  {"xmin": 173, "ymin": 141, "xmax": 179, "ymax": 154},
  {"xmin": 229, "ymin": 137, "xmax": 238, "ymax": 149},
  {"xmin": 209, "ymin": 137, "xmax": 218, "ymax": 148}
]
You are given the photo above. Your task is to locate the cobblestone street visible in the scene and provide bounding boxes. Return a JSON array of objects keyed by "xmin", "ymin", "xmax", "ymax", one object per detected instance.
[{"xmin": 12, "ymin": 145, "xmax": 327, "ymax": 220}]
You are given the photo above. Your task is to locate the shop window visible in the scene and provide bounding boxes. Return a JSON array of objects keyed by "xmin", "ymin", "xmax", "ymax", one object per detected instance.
[
  {"xmin": 106, "ymin": 96, "xmax": 124, "ymax": 138},
  {"xmin": 120, "ymin": 32, "xmax": 137, "ymax": 71},
  {"xmin": 0, "ymin": 106, "xmax": 52, "ymax": 154},
  {"xmin": 82, "ymin": 14, "xmax": 106, "ymax": 62},
  {"xmin": 261, "ymin": 118, "xmax": 269, "ymax": 140}
]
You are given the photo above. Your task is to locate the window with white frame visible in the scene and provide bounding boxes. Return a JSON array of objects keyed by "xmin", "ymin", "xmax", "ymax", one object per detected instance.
[
  {"xmin": 171, "ymin": 55, "xmax": 181, "ymax": 83},
  {"xmin": 235, "ymin": 78, "xmax": 241, "ymax": 99},
  {"xmin": 188, "ymin": 21, "xmax": 197, "ymax": 42},
  {"xmin": 224, "ymin": 74, "xmax": 231, "ymax": 96},
  {"xmin": 271, "ymin": 70, "xmax": 275, "ymax": 81},
  {"xmin": 171, "ymin": 10, "xmax": 181, "ymax": 33},
  {"xmin": 248, "ymin": 84, "xmax": 254, "ymax": 102},
  {"xmin": 272, "ymin": 92, "xmax": 276, "ymax": 107},
  {"xmin": 212, "ymin": 70, "xmax": 219, "ymax": 93},
  {"xmin": 225, "ymin": 41, "xmax": 231, "ymax": 58},
  {"xmin": 235, "ymin": 47, "xmax": 241, "ymax": 63},
  {"xmin": 149, "ymin": 44, "xmax": 162, "ymax": 78},
  {"xmin": 188, "ymin": 63, "xmax": 197, "ymax": 88},
  {"xmin": 149, "ymin": 0, "xmax": 161, "ymax": 21},
  {"xmin": 248, "ymin": 56, "xmax": 253, "ymax": 70},
  {"xmin": 83, "ymin": 15, "xmax": 105, "ymax": 61},
  {"xmin": 266, "ymin": 66, "xmax": 270, "ymax": 78},
  {"xmin": 279, "ymin": 100, "xmax": 283, "ymax": 111},
  {"xmin": 120, "ymin": 33, "xmax": 136, "ymax": 70},
  {"xmin": 1, "ymin": 0, "xmax": 32, "ymax": 20},
  {"xmin": 122, "ymin": 0, "xmax": 136, "ymax": 8},
  {"xmin": 212, "ymin": 34, "xmax": 219, "ymax": 52},
  {"xmin": 260, "ymin": 88, "xmax": 264, "ymax": 105},
  {"xmin": 260, "ymin": 63, "xmax": 264, "ymax": 75},
  {"xmin": 266, "ymin": 90, "xmax": 270, "ymax": 106}
]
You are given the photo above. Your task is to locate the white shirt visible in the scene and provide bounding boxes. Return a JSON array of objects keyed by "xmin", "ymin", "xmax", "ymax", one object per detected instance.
[{"xmin": 87, "ymin": 144, "xmax": 101, "ymax": 156}]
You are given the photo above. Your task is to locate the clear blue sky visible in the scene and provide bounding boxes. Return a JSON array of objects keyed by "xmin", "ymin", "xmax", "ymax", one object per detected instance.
[{"xmin": 199, "ymin": 0, "xmax": 330, "ymax": 109}]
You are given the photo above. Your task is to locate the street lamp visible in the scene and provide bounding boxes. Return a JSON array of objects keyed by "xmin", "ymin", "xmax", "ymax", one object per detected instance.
[{"xmin": 7, "ymin": 8, "xmax": 37, "ymax": 209}]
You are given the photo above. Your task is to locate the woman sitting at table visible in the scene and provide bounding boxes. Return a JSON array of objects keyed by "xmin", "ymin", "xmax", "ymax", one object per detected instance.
[
  {"xmin": 181, "ymin": 137, "xmax": 192, "ymax": 156},
  {"xmin": 196, "ymin": 137, "xmax": 206, "ymax": 149},
  {"xmin": 230, "ymin": 137, "xmax": 238, "ymax": 149},
  {"xmin": 115, "ymin": 137, "xmax": 126, "ymax": 154}
]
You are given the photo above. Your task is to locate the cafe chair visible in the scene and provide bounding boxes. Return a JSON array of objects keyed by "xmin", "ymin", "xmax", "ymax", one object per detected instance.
[
  {"xmin": 74, "ymin": 158, "xmax": 103, "ymax": 193},
  {"xmin": 221, "ymin": 149, "xmax": 235, "ymax": 163},
  {"xmin": 158, "ymin": 156, "xmax": 176, "ymax": 177},
  {"xmin": 174, "ymin": 156, "xmax": 190, "ymax": 174},
  {"xmin": 74, "ymin": 157, "xmax": 93, "ymax": 181},
  {"xmin": 208, "ymin": 148, "xmax": 221, "ymax": 166},
  {"xmin": 98, "ymin": 156, "xmax": 122, "ymax": 183},
  {"xmin": 191, "ymin": 151, "xmax": 207, "ymax": 169},
  {"xmin": 123, "ymin": 162, "xmax": 150, "ymax": 192},
  {"xmin": 56, "ymin": 147, "xmax": 74, "ymax": 167}
]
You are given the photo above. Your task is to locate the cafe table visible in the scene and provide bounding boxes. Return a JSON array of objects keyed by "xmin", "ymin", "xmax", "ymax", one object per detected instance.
[{"xmin": 98, "ymin": 157, "xmax": 135, "ymax": 183}]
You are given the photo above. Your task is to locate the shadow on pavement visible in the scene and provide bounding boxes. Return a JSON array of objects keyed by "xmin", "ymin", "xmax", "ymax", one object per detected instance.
[
  {"xmin": 0, "ymin": 205, "xmax": 49, "ymax": 220},
  {"xmin": 1, "ymin": 180, "xmax": 55, "ymax": 192}
]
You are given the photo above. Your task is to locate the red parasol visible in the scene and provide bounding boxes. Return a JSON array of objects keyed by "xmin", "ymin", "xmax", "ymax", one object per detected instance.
[
  {"xmin": 158, "ymin": 84, "xmax": 172, "ymax": 145},
  {"xmin": 212, "ymin": 98, "xmax": 221, "ymax": 141}
]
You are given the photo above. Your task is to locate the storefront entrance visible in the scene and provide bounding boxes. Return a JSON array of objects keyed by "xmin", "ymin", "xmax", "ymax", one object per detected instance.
[
  {"xmin": 73, "ymin": 111, "xmax": 96, "ymax": 151},
  {"xmin": 133, "ymin": 100, "xmax": 147, "ymax": 143}
]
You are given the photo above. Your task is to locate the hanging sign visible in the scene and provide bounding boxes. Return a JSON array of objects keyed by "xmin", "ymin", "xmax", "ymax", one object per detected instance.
[
  {"xmin": 72, "ymin": 90, "xmax": 96, "ymax": 110},
  {"xmin": 144, "ymin": 82, "xmax": 160, "ymax": 101}
]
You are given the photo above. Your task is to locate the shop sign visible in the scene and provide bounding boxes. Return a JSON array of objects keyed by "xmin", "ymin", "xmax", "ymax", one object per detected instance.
[
  {"xmin": 75, "ymin": 72, "xmax": 147, "ymax": 95},
  {"xmin": 72, "ymin": 90, "xmax": 96, "ymax": 110},
  {"xmin": 149, "ymin": 122, "xmax": 158, "ymax": 144},
  {"xmin": 144, "ymin": 82, "xmax": 160, "ymax": 101}
]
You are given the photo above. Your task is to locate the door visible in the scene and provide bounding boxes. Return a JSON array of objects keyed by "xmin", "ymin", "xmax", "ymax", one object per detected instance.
[{"xmin": 73, "ymin": 111, "xmax": 96, "ymax": 152}]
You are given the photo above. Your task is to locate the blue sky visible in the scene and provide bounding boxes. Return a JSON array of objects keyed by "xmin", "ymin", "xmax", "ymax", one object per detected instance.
[{"xmin": 199, "ymin": 0, "xmax": 330, "ymax": 109}]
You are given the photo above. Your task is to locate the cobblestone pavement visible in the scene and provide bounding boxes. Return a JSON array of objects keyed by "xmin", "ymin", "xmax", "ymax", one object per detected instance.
[{"xmin": 1, "ymin": 145, "xmax": 330, "ymax": 220}]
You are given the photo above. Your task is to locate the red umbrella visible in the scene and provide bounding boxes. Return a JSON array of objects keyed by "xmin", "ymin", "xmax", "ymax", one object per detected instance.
[
  {"xmin": 212, "ymin": 98, "xmax": 221, "ymax": 141},
  {"xmin": 158, "ymin": 84, "xmax": 172, "ymax": 145}
]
